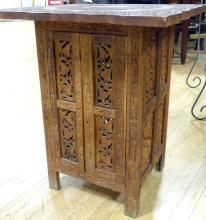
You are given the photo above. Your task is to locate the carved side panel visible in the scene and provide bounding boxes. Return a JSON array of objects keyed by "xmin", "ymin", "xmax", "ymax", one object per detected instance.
[
  {"xmin": 95, "ymin": 116, "xmax": 114, "ymax": 172},
  {"xmin": 59, "ymin": 109, "xmax": 77, "ymax": 162},
  {"xmin": 154, "ymin": 96, "xmax": 167, "ymax": 157},
  {"xmin": 93, "ymin": 35, "xmax": 115, "ymax": 173},
  {"xmin": 143, "ymin": 28, "xmax": 157, "ymax": 102},
  {"xmin": 94, "ymin": 37, "xmax": 114, "ymax": 108},
  {"xmin": 153, "ymin": 28, "xmax": 170, "ymax": 161},
  {"xmin": 50, "ymin": 32, "xmax": 83, "ymax": 170},
  {"xmin": 86, "ymin": 34, "xmax": 126, "ymax": 181},
  {"xmin": 160, "ymin": 29, "xmax": 169, "ymax": 84},
  {"xmin": 54, "ymin": 38, "xmax": 75, "ymax": 102},
  {"xmin": 141, "ymin": 112, "xmax": 155, "ymax": 174},
  {"xmin": 141, "ymin": 28, "xmax": 158, "ymax": 176}
]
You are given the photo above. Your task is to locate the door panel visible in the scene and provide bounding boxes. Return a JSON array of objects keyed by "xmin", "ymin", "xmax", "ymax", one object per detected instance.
[
  {"xmin": 81, "ymin": 34, "xmax": 127, "ymax": 183},
  {"xmin": 47, "ymin": 31, "xmax": 84, "ymax": 173}
]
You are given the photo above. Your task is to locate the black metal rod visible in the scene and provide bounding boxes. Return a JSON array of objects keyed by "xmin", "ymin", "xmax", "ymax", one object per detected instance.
[
  {"xmin": 186, "ymin": 53, "xmax": 202, "ymax": 88},
  {"xmin": 191, "ymin": 79, "xmax": 206, "ymax": 120},
  {"xmin": 185, "ymin": 14, "xmax": 206, "ymax": 121},
  {"xmin": 186, "ymin": 15, "xmax": 202, "ymax": 89}
]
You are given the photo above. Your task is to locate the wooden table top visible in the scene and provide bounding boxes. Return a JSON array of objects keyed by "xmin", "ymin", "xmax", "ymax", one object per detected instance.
[{"xmin": 0, "ymin": 4, "xmax": 205, "ymax": 27}]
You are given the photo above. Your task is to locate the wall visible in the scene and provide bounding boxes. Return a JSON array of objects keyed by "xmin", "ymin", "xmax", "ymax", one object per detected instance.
[{"xmin": 0, "ymin": 0, "xmax": 46, "ymax": 8}]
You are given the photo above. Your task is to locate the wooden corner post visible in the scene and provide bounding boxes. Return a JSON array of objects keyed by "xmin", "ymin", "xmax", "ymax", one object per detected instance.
[
  {"xmin": 124, "ymin": 28, "xmax": 144, "ymax": 217},
  {"xmin": 35, "ymin": 21, "xmax": 61, "ymax": 190},
  {"xmin": 154, "ymin": 26, "xmax": 175, "ymax": 172}
]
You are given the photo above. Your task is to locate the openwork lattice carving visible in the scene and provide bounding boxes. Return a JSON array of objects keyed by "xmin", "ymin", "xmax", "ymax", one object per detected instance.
[
  {"xmin": 94, "ymin": 41, "xmax": 113, "ymax": 108},
  {"xmin": 59, "ymin": 109, "xmax": 77, "ymax": 162},
  {"xmin": 95, "ymin": 116, "xmax": 114, "ymax": 172},
  {"xmin": 141, "ymin": 113, "xmax": 154, "ymax": 174},
  {"xmin": 144, "ymin": 29, "xmax": 157, "ymax": 102},
  {"xmin": 55, "ymin": 39, "xmax": 75, "ymax": 102}
]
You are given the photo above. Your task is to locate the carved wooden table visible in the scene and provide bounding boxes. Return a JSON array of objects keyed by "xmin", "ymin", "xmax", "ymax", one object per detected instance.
[{"xmin": 0, "ymin": 4, "xmax": 205, "ymax": 217}]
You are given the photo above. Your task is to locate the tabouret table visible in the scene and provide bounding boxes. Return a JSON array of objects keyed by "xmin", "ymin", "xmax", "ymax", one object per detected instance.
[{"xmin": 0, "ymin": 4, "xmax": 205, "ymax": 217}]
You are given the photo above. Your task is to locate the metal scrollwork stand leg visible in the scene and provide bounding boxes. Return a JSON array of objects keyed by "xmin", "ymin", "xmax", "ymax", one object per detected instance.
[
  {"xmin": 186, "ymin": 53, "xmax": 201, "ymax": 89},
  {"xmin": 186, "ymin": 14, "xmax": 206, "ymax": 121},
  {"xmin": 191, "ymin": 79, "xmax": 206, "ymax": 120}
]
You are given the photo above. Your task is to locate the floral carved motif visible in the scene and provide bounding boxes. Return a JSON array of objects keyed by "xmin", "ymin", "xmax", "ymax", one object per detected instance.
[
  {"xmin": 144, "ymin": 29, "xmax": 157, "ymax": 102},
  {"xmin": 55, "ymin": 39, "xmax": 75, "ymax": 102},
  {"xmin": 160, "ymin": 29, "xmax": 169, "ymax": 84},
  {"xmin": 141, "ymin": 113, "xmax": 154, "ymax": 174},
  {"xmin": 94, "ymin": 40, "xmax": 113, "ymax": 108},
  {"xmin": 96, "ymin": 116, "xmax": 114, "ymax": 172},
  {"xmin": 59, "ymin": 109, "xmax": 77, "ymax": 162}
]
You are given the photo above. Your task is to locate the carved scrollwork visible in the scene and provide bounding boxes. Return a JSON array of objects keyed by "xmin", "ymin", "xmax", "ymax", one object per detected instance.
[
  {"xmin": 59, "ymin": 109, "xmax": 77, "ymax": 162},
  {"xmin": 55, "ymin": 39, "xmax": 75, "ymax": 102},
  {"xmin": 153, "ymin": 98, "xmax": 166, "ymax": 158},
  {"xmin": 94, "ymin": 40, "xmax": 113, "ymax": 108},
  {"xmin": 160, "ymin": 29, "xmax": 169, "ymax": 84},
  {"xmin": 141, "ymin": 113, "xmax": 154, "ymax": 174},
  {"xmin": 96, "ymin": 116, "xmax": 114, "ymax": 172},
  {"xmin": 143, "ymin": 113, "xmax": 154, "ymax": 148},
  {"xmin": 144, "ymin": 29, "xmax": 157, "ymax": 102}
]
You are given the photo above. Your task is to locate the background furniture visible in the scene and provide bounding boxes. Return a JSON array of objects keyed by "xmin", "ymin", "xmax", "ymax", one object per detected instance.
[
  {"xmin": 0, "ymin": 4, "xmax": 205, "ymax": 218},
  {"xmin": 168, "ymin": 0, "xmax": 199, "ymax": 64},
  {"xmin": 171, "ymin": 0, "xmax": 206, "ymax": 64},
  {"xmin": 180, "ymin": 0, "xmax": 201, "ymax": 65},
  {"xmin": 186, "ymin": 15, "xmax": 206, "ymax": 120},
  {"xmin": 91, "ymin": 0, "xmax": 201, "ymax": 65},
  {"xmin": 93, "ymin": 0, "xmax": 166, "ymax": 5}
]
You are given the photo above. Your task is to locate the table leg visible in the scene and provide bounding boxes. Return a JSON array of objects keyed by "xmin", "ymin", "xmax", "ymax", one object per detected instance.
[
  {"xmin": 154, "ymin": 27, "xmax": 174, "ymax": 172},
  {"xmin": 181, "ymin": 20, "xmax": 189, "ymax": 64},
  {"xmin": 35, "ymin": 21, "xmax": 61, "ymax": 191},
  {"xmin": 124, "ymin": 29, "xmax": 143, "ymax": 218},
  {"xmin": 48, "ymin": 171, "xmax": 61, "ymax": 190},
  {"xmin": 156, "ymin": 154, "xmax": 165, "ymax": 171}
]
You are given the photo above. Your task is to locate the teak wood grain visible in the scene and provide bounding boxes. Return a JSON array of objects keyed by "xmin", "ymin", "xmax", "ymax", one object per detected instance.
[
  {"xmin": 36, "ymin": 22, "xmax": 175, "ymax": 218},
  {"xmin": 0, "ymin": 4, "xmax": 206, "ymax": 27},
  {"xmin": 1, "ymin": 5, "xmax": 205, "ymax": 218}
]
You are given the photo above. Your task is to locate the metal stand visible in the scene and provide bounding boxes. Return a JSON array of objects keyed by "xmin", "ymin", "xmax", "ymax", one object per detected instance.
[
  {"xmin": 191, "ymin": 79, "xmax": 206, "ymax": 120},
  {"xmin": 186, "ymin": 15, "xmax": 206, "ymax": 121}
]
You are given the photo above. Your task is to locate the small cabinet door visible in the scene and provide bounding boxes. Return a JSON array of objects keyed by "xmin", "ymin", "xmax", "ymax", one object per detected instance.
[
  {"xmin": 81, "ymin": 34, "xmax": 127, "ymax": 183},
  {"xmin": 46, "ymin": 31, "xmax": 84, "ymax": 173}
]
